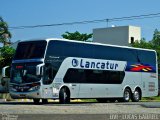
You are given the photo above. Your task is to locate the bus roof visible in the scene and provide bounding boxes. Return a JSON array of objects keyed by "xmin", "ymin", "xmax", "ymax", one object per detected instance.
[{"xmin": 20, "ymin": 38, "xmax": 156, "ymax": 53}]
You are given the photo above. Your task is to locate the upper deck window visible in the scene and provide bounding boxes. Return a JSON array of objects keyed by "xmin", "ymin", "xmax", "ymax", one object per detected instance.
[
  {"xmin": 45, "ymin": 40, "xmax": 156, "ymax": 65},
  {"xmin": 14, "ymin": 40, "xmax": 47, "ymax": 60}
]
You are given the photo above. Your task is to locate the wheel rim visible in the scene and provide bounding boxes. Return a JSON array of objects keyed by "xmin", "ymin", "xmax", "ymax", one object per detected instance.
[
  {"xmin": 134, "ymin": 90, "xmax": 140, "ymax": 100},
  {"xmin": 63, "ymin": 91, "xmax": 67, "ymax": 101},
  {"xmin": 124, "ymin": 91, "xmax": 130, "ymax": 101}
]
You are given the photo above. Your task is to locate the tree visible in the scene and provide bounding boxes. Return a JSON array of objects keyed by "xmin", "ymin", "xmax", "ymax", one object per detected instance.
[
  {"xmin": 0, "ymin": 17, "xmax": 13, "ymax": 72},
  {"xmin": 62, "ymin": 31, "xmax": 93, "ymax": 41},
  {"xmin": 131, "ymin": 38, "xmax": 154, "ymax": 49},
  {"xmin": 0, "ymin": 17, "xmax": 12, "ymax": 46},
  {"xmin": 152, "ymin": 29, "xmax": 160, "ymax": 47},
  {"xmin": 0, "ymin": 46, "xmax": 15, "ymax": 101},
  {"xmin": 0, "ymin": 46, "xmax": 15, "ymax": 68}
]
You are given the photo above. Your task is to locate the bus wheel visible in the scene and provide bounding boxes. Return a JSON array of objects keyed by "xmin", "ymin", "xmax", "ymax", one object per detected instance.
[
  {"xmin": 33, "ymin": 99, "xmax": 40, "ymax": 104},
  {"xmin": 123, "ymin": 88, "xmax": 131, "ymax": 102},
  {"xmin": 42, "ymin": 99, "xmax": 48, "ymax": 104},
  {"xmin": 132, "ymin": 89, "xmax": 141, "ymax": 102},
  {"xmin": 59, "ymin": 88, "xmax": 70, "ymax": 104},
  {"xmin": 96, "ymin": 98, "xmax": 107, "ymax": 103}
]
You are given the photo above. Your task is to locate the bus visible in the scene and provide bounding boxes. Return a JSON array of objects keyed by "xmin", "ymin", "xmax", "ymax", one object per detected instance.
[{"xmin": 2, "ymin": 38, "xmax": 158, "ymax": 104}]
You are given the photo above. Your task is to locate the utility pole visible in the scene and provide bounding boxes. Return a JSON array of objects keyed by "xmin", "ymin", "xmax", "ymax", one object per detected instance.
[{"xmin": 106, "ymin": 19, "xmax": 109, "ymax": 27}]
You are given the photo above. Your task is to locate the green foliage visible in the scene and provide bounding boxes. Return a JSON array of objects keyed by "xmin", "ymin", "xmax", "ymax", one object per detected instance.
[
  {"xmin": 0, "ymin": 17, "xmax": 12, "ymax": 46},
  {"xmin": 152, "ymin": 29, "xmax": 160, "ymax": 46},
  {"xmin": 0, "ymin": 17, "xmax": 13, "ymax": 72},
  {"xmin": 142, "ymin": 96, "xmax": 160, "ymax": 101},
  {"xmin": 0, "ymin": 46, "xmax": 15, "ymax": 68},
  {"xmin": 62, "ymin": 31, "xmax": 93, "ymax": 41},
  {"xmin": 131, "ymin": 38, "xmax": 154, "ymax": 49}
]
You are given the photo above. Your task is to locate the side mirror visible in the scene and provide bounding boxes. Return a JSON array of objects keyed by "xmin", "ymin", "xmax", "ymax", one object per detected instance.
[
  {"xmin": 2, "ymin": 66, "xmax": 10, "ymax": 78},
  {"xmin": 36, "ymin": 63, "xmax": 44, "ymax": 76}
]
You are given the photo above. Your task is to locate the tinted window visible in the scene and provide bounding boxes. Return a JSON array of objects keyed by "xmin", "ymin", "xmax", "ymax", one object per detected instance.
[
  {"xmin": 93, "ymin": 45, "xmax": 138, "ymax": 62},
  {"xmin": 64, "ymin": 68, "xmax": 125, "ymax": 84},
  {"xmin": 46, "ymin": 40, "xmax": 155, "ymax": 64},
  {"xmin": 46, "ymin": 41, "xmax": 94, "ymax": 58},
  {"xmin": 14, "ymin": 41, "xmax": 47, "ymax": 60},
  {"xmin": 124, "ymin": 49, "xmax": 139, "ymax": 62},
  {"xmin": 138, "ymin": 50, "xmax": 156, "ymax": 64},
  {"xmin": 63, "ymin": 69, "xmax": 85, "ymax": 83},
  {"xmin": 76, "ymin": 43, "xmax": 94, "ymax": 58},
  {"xmin": 43, "ymin": 63, "xmax": 58, "ymax": 85}
]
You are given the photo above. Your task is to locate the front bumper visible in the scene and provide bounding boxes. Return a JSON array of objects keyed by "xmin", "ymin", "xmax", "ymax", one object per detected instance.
[{"xmin": 10, "ymin": 90, "xmax": 41, "ymax": 99}]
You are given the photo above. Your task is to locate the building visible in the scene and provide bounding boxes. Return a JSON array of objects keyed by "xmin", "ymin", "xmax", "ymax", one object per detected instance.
[{"xmin": 93, "ymin": 26, "xmax": 141, "ymax": 46}]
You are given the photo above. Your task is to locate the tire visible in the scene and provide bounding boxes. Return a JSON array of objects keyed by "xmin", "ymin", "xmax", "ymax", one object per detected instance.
[
  {"xmin": 121, "ymin": 88, "xmax": 131, "ymax": 102},
  {"xmin": 96, "ymin": 98, "xmax": 107, "ymax": 103},
  {"xmin": 59, "ymin": 88, "xmax": 70, "ymax": 104},
  {"xmin": 33, "ymin": 99, "xmax": 40, "ymax": 104},
  {"xmin": 132, "ymin": 89, "xmax": 141, "ymax": 102},
  {"xmin": 42, "ymin": 99, "xmax": 48, "ymax": 104}
]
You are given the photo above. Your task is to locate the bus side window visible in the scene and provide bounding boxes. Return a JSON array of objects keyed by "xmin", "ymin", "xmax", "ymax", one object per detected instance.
[
  {"xmin": 43, "ymin": 65, "xmax": 55, "ymax": 84},
  {"xmin": 48, "ymin": 67, "xmax": 53, "ymax": 80}
]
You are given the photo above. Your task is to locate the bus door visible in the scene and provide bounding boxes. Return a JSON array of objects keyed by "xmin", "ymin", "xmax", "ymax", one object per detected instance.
[{"xmin": 42, "ymin": 64, "xmax": 56, "ymax": 98}]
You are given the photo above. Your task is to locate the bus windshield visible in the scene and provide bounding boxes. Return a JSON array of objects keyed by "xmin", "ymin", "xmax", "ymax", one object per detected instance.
[
  {"xmin": 14, "ymin": 40, "xmax": 47, "ymax": 60},
  {"xmin": 11, "ymin": 64, "xmax": 41, "ymax": 84}
]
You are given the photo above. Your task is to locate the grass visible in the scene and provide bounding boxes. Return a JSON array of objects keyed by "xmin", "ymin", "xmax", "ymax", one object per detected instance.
[
  {"xmin": 80, "ymin": 99, "xmax": 97, "ymax": 102},
  {"xmin": 141, "ymin": 96, "xmax": 160, "ymax": 102}
]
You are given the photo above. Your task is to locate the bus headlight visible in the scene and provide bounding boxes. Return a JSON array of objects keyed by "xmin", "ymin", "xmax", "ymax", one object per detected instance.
[{"xmin": 28, "ymin": 86, "xmax": 40, "ymax": 91}]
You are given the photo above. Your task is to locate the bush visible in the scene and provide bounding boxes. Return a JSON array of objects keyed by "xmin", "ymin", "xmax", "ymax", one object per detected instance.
[{"xmin": 0, "ymin": 46, "xmax": 15, "ymax": 69}]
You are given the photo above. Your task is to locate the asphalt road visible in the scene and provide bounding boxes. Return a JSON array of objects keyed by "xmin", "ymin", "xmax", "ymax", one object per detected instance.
[{"xmin": 0, "ymin": 101, "xmax": 160, "ymax": 120}]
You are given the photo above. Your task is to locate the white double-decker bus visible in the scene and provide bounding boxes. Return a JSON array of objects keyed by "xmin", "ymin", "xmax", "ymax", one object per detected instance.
[{"xmin": 2, "ymin": 38, "xmax": 158, "ymax": 104}]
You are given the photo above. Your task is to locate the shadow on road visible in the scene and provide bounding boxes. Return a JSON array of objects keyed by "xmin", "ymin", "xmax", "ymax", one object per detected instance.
[
  {"xmin": 0, "ymin": 101, "xmax": 160, "ymax": 108},
  {"xmin": 0, "ymin": 101, "xmax": 97, "ymax": 106}
]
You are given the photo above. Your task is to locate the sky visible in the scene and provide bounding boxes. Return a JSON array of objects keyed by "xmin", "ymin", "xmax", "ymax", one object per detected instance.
[{"xmin": 0, "ymin": 0, "xmax": 160, "ymax": 43}]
